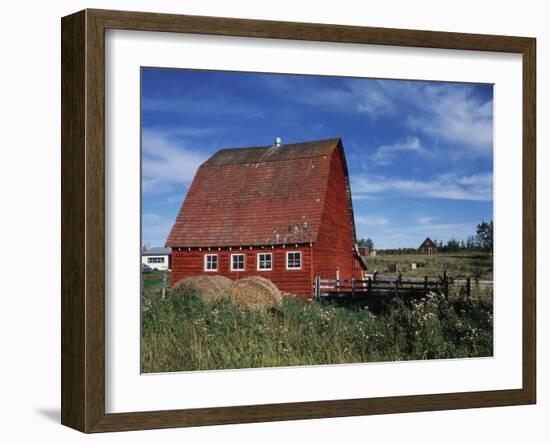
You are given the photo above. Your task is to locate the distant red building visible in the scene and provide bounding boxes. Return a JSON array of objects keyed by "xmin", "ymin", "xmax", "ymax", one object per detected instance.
[
  {"xmin": 418, "ymin": 237, "xmax": 438, "ymax": 255},
  {"xmin": 358, "ymin": 246, "xmax": 376, "ymax": 257},
  {"xmin": 166, "ymin": 137, "xmax": 366, "ymax": 298}
]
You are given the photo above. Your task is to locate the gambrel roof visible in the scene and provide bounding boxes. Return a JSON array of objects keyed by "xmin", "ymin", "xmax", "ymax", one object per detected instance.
[{"xmin": 166, "ymin": 138, "xmax": 357, "ymax": 248}]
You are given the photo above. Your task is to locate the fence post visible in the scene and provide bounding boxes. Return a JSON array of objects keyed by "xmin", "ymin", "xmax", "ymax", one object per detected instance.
[
  {"xmin": 373, "ymin": 271, "xmax": 377, "ymax": 281},
  {"xmin": 443, "ymin": 270, "xmax": 448, "ymax": 298},
  {"xmin": 424, "ymin": 275, "xmax": 428, "ymax": 296},
  {"xmin": 466, "ymin": 277, "xmax": 471, "ymax": 300},
  {"xmin": 314, "ymin": 275, "xmax": 320, "ymax": 300},
  {"xmin": 313, "ymin": 276, "xmax": 319, "ymax": 299},
  {"xmin": 162, "ymin": 272, "xmax": 167, "ymax": 300},
  {"xmin": 351, "ymin": 278, "xmax": 356, "ymax": 301},
  {"xmin": 395, "ymin": 274, "xmax": 401, "ymax": 298},
  {"xmin": 368, "ymin": 276, "xmax": 372, "ymax": 296}
]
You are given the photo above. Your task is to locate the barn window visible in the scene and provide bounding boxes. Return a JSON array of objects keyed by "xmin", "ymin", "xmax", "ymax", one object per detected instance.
[
  {"xmin": 204, "ymin": 254, "xmax": 218, "ymax": 271},
  {"xmin": 231, "ymin": 254, "xmax": 245, "ymax": 271},
  {"xmin": 286, "ymin": 251, "xmax": 302, "ymax": 270},
  {"xmin": 257, "ymin": 253, "xmax": 272, "ymax": 271},
  {"xmin": 147, "ymin": 257, "xmax": 165, "ymax": 264}
]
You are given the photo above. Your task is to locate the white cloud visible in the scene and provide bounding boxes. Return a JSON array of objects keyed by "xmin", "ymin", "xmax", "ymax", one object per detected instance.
[
  {"xmin": 417, "ymin": 216, "xmax": 436, "ymax": 225},
  {"xmin": 366, "ymin": 80, "xmax": 493, "ymax": 155},
  {"xmin": 269, "ymin": 77, "xmax": 493, "ymax": 156},
  {"xmin": 142, "ymin": 129, "xmax": 208, "ymax": 195},
  {"xmin": 350, "ymin": 82, "xmax": 395, "ymax": 117},
  {"xmin": 261, "ymin": 76, "xmax": 395, "ymax": 119},
  {"xmin": 355, "ymin": 215, "xmax": 390, "ymax": 226},
  {"xmin": 404, "ymin": 84, "xmax": 493, "ymax": 155},
  {"xmin": 372, "ymin": 137, "xmax": 426, "ymax": 165},
  {"xmin": 351, "ymin": 172, "xmax": 493, "ymax": 201},
  {"xmin": 457, "ymin": 173, "xmax": 493, "ymax": 186},
  {"xmin": 351, "ymin": 194, "xmax": 379, "ymax": 201}
]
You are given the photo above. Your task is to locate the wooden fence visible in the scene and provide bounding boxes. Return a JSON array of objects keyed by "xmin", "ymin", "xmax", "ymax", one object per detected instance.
[{"xmin": 313, "ymin": 271, "xmax": 471, "ymax": 301}]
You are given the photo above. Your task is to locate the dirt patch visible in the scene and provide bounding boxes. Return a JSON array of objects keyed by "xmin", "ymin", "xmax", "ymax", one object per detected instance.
[
  {"xmin": 171, "ymin": 275, "xmax": 232, "ymax": 303},
  {"xmin": 222, "ymin": 276, "xmax": 284, "ymax": 311}
]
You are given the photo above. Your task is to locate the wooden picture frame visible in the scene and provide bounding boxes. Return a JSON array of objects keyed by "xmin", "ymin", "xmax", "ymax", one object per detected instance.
[{"xmin": 61, "ymin": 8, "xmax": 536, "ymax": 433}]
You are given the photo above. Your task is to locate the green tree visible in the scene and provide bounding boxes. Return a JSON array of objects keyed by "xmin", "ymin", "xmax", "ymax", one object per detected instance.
[
  {"xmin": 365, "ymin": 238, "xmax": 374, "ymax": 250},
  {"xmin": 357, "ymin": 238, "xmax": 374, "ymax": 250},
  {"xmin": 446, "ymin": 238, "xmax": 461, "ymax": 252},
  {"xmin": 466, "ymin": 235, "xmax": 478, "ymax": 250},
  {"xmin": 476, "ymin": 220, "xmax": 493, "ymax": 252}
]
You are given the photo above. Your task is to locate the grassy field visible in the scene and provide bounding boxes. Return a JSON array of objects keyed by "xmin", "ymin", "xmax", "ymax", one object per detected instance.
[
  {"xmin": 141, "ymin": 270, "xmax": 493, "ymax": 373},
  {"xmin": 363, "ymin": 251, "xmax": 493, "ymax": 280}
]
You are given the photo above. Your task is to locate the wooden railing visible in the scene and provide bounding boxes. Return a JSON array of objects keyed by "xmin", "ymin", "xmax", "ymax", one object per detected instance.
[{"xmin": 313, "ymin": 271, "xmax": 467, "ymax": 301}]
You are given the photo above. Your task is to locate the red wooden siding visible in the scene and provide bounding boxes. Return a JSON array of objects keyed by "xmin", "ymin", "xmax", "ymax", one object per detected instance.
[
  {"xmin": 313, "ymin": 147, "xmax": 363, "ymax": 281},
  {"xmin": 171, "ymin": 245, "xmax": 313, "ymax": 298}
]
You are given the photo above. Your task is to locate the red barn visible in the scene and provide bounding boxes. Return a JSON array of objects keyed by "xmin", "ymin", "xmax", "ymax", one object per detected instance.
[
  {"xmin": 418, "ymin": 237, "xmax": 438, "ymax": 255},
  {"xmin": 166, "ymin": 137, "xmax": 366, "ymax": 299}
]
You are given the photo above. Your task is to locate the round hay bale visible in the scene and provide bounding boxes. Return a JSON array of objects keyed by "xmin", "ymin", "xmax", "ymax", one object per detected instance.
[
  {"xmin": 171, "ymin": 275, "xmax": 231, "ymax": 303},
  {"xmin": 223, "ymin": 276, "xmax": 283, "ymax": 311}
]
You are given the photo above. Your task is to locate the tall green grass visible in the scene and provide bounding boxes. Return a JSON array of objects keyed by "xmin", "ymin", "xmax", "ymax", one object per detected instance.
[{"xmin": 141, "ymin": 282, "xmax": 493, "ymax": 373}]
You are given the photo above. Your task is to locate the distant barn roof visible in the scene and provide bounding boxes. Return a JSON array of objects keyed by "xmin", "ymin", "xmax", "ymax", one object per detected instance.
[
  {"xmin": 142, "ymin": 247, "xmax": 171, "ymax": 256},
  {"xmin": 419, "ymin": 237, "xmax": 437, "ymax": 248},
  {"xmin": 166, "ymin": 138, "xmax": 352, "ymax": 248}
]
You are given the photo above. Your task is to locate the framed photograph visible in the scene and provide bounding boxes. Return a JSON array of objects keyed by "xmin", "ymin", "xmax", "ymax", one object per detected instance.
[{"xmin": 61, "ymin": 9, "xmax": 536, "ymax": 433}]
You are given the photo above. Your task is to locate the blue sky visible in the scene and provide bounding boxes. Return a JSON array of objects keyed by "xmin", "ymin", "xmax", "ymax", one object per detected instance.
[{"xmin": 141, "ymin": 68, "xmax": 493, "ymax": 249}]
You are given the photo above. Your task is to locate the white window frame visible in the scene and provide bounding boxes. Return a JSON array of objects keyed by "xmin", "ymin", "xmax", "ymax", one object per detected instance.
[
  {"xmin": 230, "ymin": 253, "xmax": 245, "ymax": 272},
  {"xmin": 286, "ymin": 251, "xmax": 302, "ymax": 270},
  {"xmin": 204, "ymin": 254, "xmax": 218, "ymax": 272},
  {"xmin": 257, "ymin": 252, "xmax": 273, "ymax": 271}
]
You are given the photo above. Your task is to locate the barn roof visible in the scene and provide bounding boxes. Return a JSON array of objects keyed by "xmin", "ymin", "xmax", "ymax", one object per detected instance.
[
  {"xmin": 203, "ymin": 138, "xmax": 340, "ymax": 167},
  {"xmin": 166, "ymin": 137, "xmax": 354, "ymax": 248}
]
